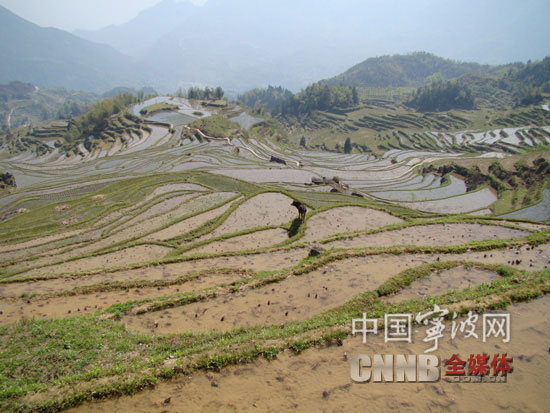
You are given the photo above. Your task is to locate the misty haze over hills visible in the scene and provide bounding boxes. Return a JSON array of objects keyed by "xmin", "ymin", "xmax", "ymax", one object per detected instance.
[
  {"xmin": 0, "ymin": 5, "xmax": 156, "ymax": 92},
  {"xmin": 1, "ymin": 0, "xmax": 549, "ymax": 93}
]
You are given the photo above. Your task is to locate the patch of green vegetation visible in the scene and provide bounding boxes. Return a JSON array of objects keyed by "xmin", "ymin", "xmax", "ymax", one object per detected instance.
[
  {"xmin": 182, "ymin": 115, "xmax": 247, "ymax": 141},
  {"xmin": 201, "ymin": 100, "xmax": 227, "ymax": 108},
  {"xmin": 406, "ymin": 77, "xmax": 475, "ymax": 112},
  {"xmin": 0, "ymin": 171, "xmax": 16, "ymax": 192},
  {"xmin": 422, "ymin": 157, "xmax": 550, "ymax": 214},
  {"xmin": 139, "ymin": 103, "xmax": 178, "ymax": 116}
]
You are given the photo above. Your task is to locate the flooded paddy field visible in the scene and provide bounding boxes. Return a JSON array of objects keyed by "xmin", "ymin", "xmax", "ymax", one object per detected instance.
[{"xmin": 1, "ymin": 96, "xmax": 549, "ymax": 412}]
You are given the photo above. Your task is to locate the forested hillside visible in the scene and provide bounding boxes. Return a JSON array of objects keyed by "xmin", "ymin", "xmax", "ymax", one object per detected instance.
[{"xmin": 323, "ymin": 52, "xmax": 508, "ymax": 88}]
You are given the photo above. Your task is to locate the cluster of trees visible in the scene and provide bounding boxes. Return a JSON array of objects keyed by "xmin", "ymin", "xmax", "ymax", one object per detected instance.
[
  {"xmin": 406, "ymin": 76, "xmax": 475, "ymax": 112},
  {"xmin": 56, "ymin": 101, "xmax": 88, "ymax": 120},
  {"xmin": 324, "ymin": 52, "xmax": 498, "ymax": 89},
  {"xmin": 239, "ymin": 83, "xmax": 359, "ymax": 117},
  {"xmin": 102, "ymin": 86, "xmax": 158, "ymax": 100},
  {"xmin": 0, "ymin": 171, "xmax": 16, "ymax": 189},
  {"xmin": 238, "ymin": 86, "xmax": 293, "ymax": 113},
  {"xmin": 514, "ymin": 85, "xmax": 543, "ymax": 106},
  {"xmin": 277, "ymin": 83, "xmax": 359, "ymax": 116},
  {"xmin": 511, "ymin": 56, "xmax": 550, "ymax": 93},
  {"xmin": 423, "ymin": 158, "xmax": 550, "ymax": 195},
  {"xmin": 63, "ymin": 93, "xmax": 136, "ymax": 146},
  {"xmin": 0, "ymin": 81, "xmax": 35, "ymax": 101},
  {"xmin": 185, "ymin": 86, "xmax": 224, "ymax": 100},
  {"xmin": 507, "ymin": 58, "xmax": 550, "ymax": 106},
  {"xmin": 476, "ymin": 57, "xmax": 550, "ymax": 107}
]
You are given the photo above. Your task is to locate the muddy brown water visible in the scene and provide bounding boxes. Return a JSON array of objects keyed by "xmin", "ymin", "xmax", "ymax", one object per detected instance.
[
  {"xmin": 143, "ymin": 201, "xmax": 235, "ymax": 241},
  {"xmin": 0, "ymin": 271, "xmax": 245, "ymax": 326},
  {"xmin": 327, "ymin": 223, "xmax": 530, "ymax": 249},
  {"xmin": 188, "ymin": 229, "xmax": 289, "ymax": 254},
  {"xmin": 385, "ymin": 265, "xmax": 500, "ymax": 304},
  {"xmin": 71, "ymin": 295, "xmax": 550, "ymax": 413},
  {"xmin": 303, "ymin": 206, "xmax": 404, "ymax": 242},
  {"xmin": 12, "ymin": 245, "xmax": 173, "ymax": 277},
  {"xmin": 120, "ymin": 243, "xmax": 550, "ymax": 335},
  {"xmin": 120, "ymin": 254, "xmax": 437, "ymax": 334},
  {"xmin": 0, "ymin": 229, "xmax": 84, "ymax": 255},
  {"xmin": 208, "ymin": 193, "xmax": 297, "ymax": 237},
  {"xmin": 0, "ymin": 249, "xmax": 310, "ymax": 298},
  {"xmin": 4, "ymin": 193, "xmax": 237, "ymax": 274}
]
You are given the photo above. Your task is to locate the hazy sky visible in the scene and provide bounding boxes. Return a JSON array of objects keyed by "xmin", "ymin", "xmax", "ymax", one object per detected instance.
[{"xmin": 0, "ymin": 0, "xmax": 208, "ymax": 31}]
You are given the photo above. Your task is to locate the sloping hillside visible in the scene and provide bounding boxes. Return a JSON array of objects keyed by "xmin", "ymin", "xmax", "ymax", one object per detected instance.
[
  {"xmin": 323, "ymin": 52, "xmax": 510, "ymax": 88},
  {"xmin": 0, "ymin": 6, "xmax": 152, "ymax": 93}
]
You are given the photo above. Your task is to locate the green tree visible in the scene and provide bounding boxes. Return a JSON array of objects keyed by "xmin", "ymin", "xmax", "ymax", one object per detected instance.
[
  {"xmin": 344, "ymin": 137, "xmax": 352, "ymax": 154},
  {"xmin": 352, "ymin": 86, "xmax": 359, "ymax": 105},
  {"xmin": 214, "ymin": 86, "xmax": 224, "ymax": 99}
]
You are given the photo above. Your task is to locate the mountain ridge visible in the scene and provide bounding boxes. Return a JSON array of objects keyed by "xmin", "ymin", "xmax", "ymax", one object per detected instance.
[{"xmin": 0, "ymin": 5, "xmax": 154, "ymax": 93}]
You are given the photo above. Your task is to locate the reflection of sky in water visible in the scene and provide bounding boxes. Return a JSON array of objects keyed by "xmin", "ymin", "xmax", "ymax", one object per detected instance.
[
  {"xmin": 147, "ymin": 111, "xmax": 195, "ymax": 126},
  {"xmin": 502, "ymin": 190, "xmax": 550, "ymax": 222},
  {"xmin": 372, "ymin": 175, "xmax": 466, "ymax": 201},
  {"xmin": 6, "ymin": 170, "xmax": 48, "ymax": 188}
]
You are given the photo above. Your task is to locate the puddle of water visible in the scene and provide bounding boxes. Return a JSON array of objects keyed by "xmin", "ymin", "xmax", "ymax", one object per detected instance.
[
  {"xmin": 303, "ymin": 207, "xmax": 404, "ymax": 242},
  {"xmin": 208, "ymin": 193, "xmax": 296, "ymax": 238}
]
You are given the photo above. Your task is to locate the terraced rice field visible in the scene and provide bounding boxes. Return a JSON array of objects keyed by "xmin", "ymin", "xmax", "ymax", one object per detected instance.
[{"xmin": 0, "ymin": 97, "xmax": 549, "ymax": 412}]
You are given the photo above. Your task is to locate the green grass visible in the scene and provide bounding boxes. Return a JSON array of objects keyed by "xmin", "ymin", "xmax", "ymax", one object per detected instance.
[{"xmin": 139, "ymin": 103, "xmax": 178, "ymax": 116}]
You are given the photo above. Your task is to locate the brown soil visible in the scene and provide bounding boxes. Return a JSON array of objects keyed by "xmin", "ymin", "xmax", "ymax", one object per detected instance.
[
  {"xmin": 120, "ymin": 242, "xmax": 550, "ymax": 335},
  {"xmin": 71, "ymin": 295, "xmax": 550, "ymax": 413},
  {"xmin": 7, "ymin": 194, "xmax": 236, "ymax": 274},
  {"xmin": 302, "ymin": 207, "xmax": 404, "ymax": 242},
  {"xmin": 115, "ymin": 193, "xmax": 200, "ymax": 231},
  {"xmin": 0, "ymin": 229, "xmax": 84, "ymax": 254}
]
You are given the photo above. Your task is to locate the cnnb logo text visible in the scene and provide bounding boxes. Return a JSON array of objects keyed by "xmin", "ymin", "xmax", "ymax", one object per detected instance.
[{"xmin": 350, "ymin": 354, "xmax": 440, "ymax": 383}]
